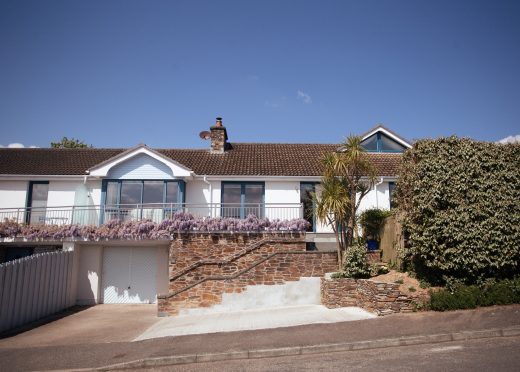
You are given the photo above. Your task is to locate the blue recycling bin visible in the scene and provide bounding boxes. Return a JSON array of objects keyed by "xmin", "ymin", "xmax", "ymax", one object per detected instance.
[{"xmin": 367, "ymin": 239, "xmax": 379, "ymax": 251}]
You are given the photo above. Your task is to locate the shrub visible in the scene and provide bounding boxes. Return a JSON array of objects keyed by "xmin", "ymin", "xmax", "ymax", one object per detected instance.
[
  {"xmin": 430, "ymin": 285, "xmax": 480, "ymax": 311},
  {"xmin": 0, "ymin": 213, "xmax": 310, "ymax": 241},
  {"xmin": 429, "ymin": 278, "xmax": 520, "ymax": 311},
  {"xmin": 370, "ymin": 264, "xmax": 389, "ymax": 277},
  {"xmin": 342, "ymin": 243, "xmax": 371, "ymax": 278},
  {"xmin": 395, "ymin": 137, "xmax": 520, "ymax": 285},
  {"xmin": 359, "ymin": 208, "xmax": 392, "ymax": 241}
]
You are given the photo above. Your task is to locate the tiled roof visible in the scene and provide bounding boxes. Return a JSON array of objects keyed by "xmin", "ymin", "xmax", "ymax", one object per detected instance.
[{"xmin": 0, "ymin": 144, "xmax": 402, "ymax": 177}]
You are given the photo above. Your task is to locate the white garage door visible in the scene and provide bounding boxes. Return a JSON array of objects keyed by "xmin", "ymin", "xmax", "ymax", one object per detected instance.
[{"xmin": 102, "ymin": 246, "xmax": 158, "ymax": 304}]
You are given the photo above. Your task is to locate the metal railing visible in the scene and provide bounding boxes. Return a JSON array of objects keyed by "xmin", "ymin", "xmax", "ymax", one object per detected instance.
[{"xmin": 0, "ymin": 203, "xmax": 304, "ymax": 226}]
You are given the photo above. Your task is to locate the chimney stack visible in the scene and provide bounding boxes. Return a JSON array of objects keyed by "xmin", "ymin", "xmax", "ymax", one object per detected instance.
[{"xmin": 210, "ymin": 117, "xmax": 228, "ymax": 153}]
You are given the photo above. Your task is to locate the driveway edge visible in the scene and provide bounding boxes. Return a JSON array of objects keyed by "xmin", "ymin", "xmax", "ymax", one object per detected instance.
[{"xmin": 52, "ymin": 325, "xmax": 520, "ymax": 371}]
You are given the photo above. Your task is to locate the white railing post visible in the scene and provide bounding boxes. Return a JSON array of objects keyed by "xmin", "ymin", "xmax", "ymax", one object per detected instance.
[{"xmin": 70, "ymin": 206, "xmax": 75, "ymax": 225}]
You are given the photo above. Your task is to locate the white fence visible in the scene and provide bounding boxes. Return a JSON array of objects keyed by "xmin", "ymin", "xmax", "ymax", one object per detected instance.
[{"xmin": 0, "ymin": 250, "xmax": 74, "ymax": 333}]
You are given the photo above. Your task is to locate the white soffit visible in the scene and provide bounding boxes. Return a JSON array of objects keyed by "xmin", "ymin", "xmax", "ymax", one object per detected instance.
[{"xmin": 88, "ymin": 145, "xmax": 193, "ymax": 178}]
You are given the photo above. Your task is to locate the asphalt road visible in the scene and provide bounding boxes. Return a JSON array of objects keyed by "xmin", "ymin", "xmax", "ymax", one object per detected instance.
[
  {"xmin": 149, "ymin": 336, "xmax": 520, "ymax": 372},
  {"xmin": 1, "ymin": 305, "xmax": 519, "ymax": 371}
]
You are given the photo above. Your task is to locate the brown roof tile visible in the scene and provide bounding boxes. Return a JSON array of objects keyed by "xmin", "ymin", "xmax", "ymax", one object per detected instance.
[{"xmin": 0, "ymin": 144, "xmax": 401, "ymax": 177}]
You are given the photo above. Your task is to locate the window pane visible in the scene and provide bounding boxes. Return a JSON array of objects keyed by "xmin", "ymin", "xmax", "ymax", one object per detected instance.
[
  {"xmin": 31, "ymin": 183, "xmax": 49, "ymax": 207},
  {"xmin": 143, "ymin": 181, "xmax": 163, "ymax": 204},
  {"xmin": 166, "ymin": 182, "xmax": 179, "ymax": 203},
  {"xmin": 29, "ymin": 183, "xmax": 49, "ymax": 224},
  {"xmin": 105, "ymin": 182, "xmax": 119, "ymax": 206},
  {"xmin": 244, "ymin": 184, "xmax": 263, "ymax": 204},
  {"xmin": 389, "ymin": 182, "xmax": 396, "ymax": 209},
  {"xmin": 222, "ymin": 183, "xmax": 241, "ymax": 218},
  {"xmin": 244, "ymin": 184, "xmax": 263, "ymax": 217},
  {"xmin": 300, "ymin": 183, "xmax": 315, "ymax": 232},
  {"xmin": 380, "ymin": 135, "xmax": 405, "ymax": 152},
  {"xmin": 222, "ymin": 184, "xmax": 241, "ymax": 204},
  {"xmin": 120, "ymin": 181, "xmax": 142, "ymax": 205},
  {"xmin": 361, "ymin": 134, "xmax": 377, "ymax": 151}
]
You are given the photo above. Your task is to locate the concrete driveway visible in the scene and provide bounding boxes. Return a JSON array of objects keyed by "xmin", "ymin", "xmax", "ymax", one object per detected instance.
[{"xmin": 0, "ymin": 304, "xmax": 159, "ymax": 349}]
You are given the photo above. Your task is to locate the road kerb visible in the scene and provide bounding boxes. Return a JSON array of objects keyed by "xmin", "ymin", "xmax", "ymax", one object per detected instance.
[
  {"xmin": 196, "ymin": 351, "xmax": 249, "ymax": 362},
  {"xmin": 248, "ymin": 346, "xmax": 302, "ymax": 359},
  {"xmin": 52, "ymin": 326, "xmax": 520, "ymax": 371}
]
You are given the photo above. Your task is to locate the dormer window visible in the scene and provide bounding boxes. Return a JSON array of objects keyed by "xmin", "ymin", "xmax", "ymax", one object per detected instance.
[
  {"xmin": 361, "ymin": 133, "xmax": 406, "ymax": 153},
  {"xmin": 359, "ymin": 125, "xmax": 411, "ymax": 153}
]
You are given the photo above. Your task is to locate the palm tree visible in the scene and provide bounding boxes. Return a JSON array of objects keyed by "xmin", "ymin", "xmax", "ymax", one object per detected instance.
[{"xmin": 313, "ymin": 135, "xmax": 376, "ymax": 268}]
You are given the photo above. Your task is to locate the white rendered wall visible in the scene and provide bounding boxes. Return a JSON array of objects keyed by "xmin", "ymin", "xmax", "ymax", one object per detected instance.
[
  {"xmin": 47, "ymin": 181, "xmax": 78, "ymax": 207},
  {"xmin": 76, "ymin": 245, "xmax": 103, "ymax": 305},
  {"xmin": 87, "ymin": 179, "xmax": 103, "ymax": 206},
  {"xmin": 106, "ymin": 153, "xmax": 174, "ymax": 179},
  {"xmin": 314, "ymin": 182, "xmax": 392, "ymax": 233},
  {"xmin": 0, "ymin": 181, "xmax": 28, "ymax": 209},
  {"xmin": 264, "ymin": 181, "xmax": 301, "ymax": 220},
  {"xmin": 357, "ymin": 182, "xmax": 391, "ymax": 212}
]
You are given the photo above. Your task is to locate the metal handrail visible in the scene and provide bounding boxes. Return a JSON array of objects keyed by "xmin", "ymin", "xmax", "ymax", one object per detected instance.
[{"xmin": 0, "ymin": 202, "xmax": 304, "ymax": 226}]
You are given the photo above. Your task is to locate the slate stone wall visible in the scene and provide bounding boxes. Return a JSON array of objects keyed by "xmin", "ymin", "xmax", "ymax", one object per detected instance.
[
  {"xmin": 158, "ymin": 233, "xmax": 337, "ymax": 315},
  {"xmin": 321, "ymin": 277, "xmax": 429, "ymax": 316}
]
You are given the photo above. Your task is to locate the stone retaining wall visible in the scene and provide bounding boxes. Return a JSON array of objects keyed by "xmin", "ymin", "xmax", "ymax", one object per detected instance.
[
  {"xmin": 158, "ymin": 233, "xmax": 338, "ymax": 315},
  {"xmin": 321, "ymin": 277, "xmax": 429, "ymax": 316}
]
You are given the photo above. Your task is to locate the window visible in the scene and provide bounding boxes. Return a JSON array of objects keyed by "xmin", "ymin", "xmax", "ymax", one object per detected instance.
[
  {"xmin": 300, "ymin": 182, "xmax": 317, "ymax": 232},
  {"xmin": 361, "ymin": 133, "xmax": 406, "ymax": 153},
  {"xmin": 26, "ymin": 181, "xmax": 49, "ymax": 224},
  {"xmin": 389, "ymin": 182, "xmax": 396, "ymax": 209},
  {"xmin": 102, "ymin": 180, "xmax": 184, "ymax": 222},
  {"xmin": 221, "ymin": 182, "xmax": 264, "ymax": 218}
]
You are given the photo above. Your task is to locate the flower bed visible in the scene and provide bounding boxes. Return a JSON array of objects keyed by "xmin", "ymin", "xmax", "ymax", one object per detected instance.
[{"xmin": 0, "ymin": 213, "xmax": 310, "ymax": 241}]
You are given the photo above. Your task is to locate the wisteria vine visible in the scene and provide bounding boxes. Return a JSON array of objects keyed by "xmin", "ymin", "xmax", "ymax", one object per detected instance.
[{"xmin": 0, "ymin": 212, "xmax": 309, "ymax": 241}]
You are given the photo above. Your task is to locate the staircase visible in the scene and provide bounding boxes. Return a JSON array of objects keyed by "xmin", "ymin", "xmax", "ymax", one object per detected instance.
[{"xmin": 157, "ymin": 235, "xmax": 337, "ymax": 316}]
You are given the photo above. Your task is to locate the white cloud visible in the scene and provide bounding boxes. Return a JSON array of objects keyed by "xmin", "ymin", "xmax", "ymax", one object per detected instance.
[
  {"xmin": 296, "ymin": 90, "xmax": 312, "ymax": 104},
  {"xmin": 0, "ymin": 143, "xmax": 39, "ymax": 148},
  {"xmin": 497, "ymin": 134, "xmax": 520, "ymax": 144}
]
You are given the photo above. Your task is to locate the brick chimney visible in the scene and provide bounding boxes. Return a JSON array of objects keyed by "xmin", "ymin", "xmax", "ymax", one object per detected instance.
[{"xmin": 210, "ymin": 117, "xmax": 228, "ymax": 153}]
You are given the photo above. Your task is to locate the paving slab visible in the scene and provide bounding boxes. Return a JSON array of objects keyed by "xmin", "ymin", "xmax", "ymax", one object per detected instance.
[{"xmin": 135, "ymin": 305, "xmax": 376, "ymax": 340}]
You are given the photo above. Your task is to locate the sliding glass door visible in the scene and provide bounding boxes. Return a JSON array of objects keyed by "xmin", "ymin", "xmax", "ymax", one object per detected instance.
[
  {"xmin": 221, "ymin": 182, "xmax": 264, "ymax": 218},
  {"xmin": 26, "ymin": 181, "xmax": 49, "ymax": 224},
  {"xmin": 102, "ymin": 180, "xmax": 184, "ymax": 222}
]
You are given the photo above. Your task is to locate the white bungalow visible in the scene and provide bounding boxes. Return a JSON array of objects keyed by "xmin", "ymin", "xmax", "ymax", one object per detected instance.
[{"xmin": 0, "ymin": 118, "xmax": 411, "ymax": 305}]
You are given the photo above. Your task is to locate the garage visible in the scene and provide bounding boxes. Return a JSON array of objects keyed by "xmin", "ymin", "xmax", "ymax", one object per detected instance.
[{"xmin": 101, "ymin": 246, "xmax": 159, "ymax": 304}]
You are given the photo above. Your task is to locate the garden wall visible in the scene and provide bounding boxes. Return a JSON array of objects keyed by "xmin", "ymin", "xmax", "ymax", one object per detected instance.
[
  {"xmin": 321, "ymin": 277, "xmax": 429, "ymax": 315},
  {"xmin": 158, "ymin": 233, "xmax": 338, "ymax": 315}
]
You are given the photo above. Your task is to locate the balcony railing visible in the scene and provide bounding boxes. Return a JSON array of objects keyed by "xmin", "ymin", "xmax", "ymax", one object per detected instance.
[{"xmin": 0, "ymin": 203, "xmax": 304, "ymax": 226}]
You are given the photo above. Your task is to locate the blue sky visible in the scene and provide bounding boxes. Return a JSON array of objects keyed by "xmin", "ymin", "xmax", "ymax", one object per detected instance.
[{"xmin": 1, "ymin": 0, "xmax": 519, "ymax": 148}]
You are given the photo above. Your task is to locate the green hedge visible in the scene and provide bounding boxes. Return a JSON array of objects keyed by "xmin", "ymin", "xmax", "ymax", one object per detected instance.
[
  {"xmin": 395, "ymin": 137, "xmax": 520, "ymax": 284},
  {"xmin": 430, "ymin": 278, "xmax": 520, "ymax": 311}
]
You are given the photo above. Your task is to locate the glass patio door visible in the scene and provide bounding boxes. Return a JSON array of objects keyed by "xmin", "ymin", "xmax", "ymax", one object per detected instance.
[
  {"xmin": 27, "ymin": 181, "xmax": 49, "ymax": 224},
  {"xmin": 221, "ymin": 182, "xmax": 264, "ymax": 218}
]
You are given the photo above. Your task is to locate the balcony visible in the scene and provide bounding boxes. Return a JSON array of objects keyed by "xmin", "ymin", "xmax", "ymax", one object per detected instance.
[{"xmin": 0, "ymin": 203, "xmax": 304, "ymax": 226}]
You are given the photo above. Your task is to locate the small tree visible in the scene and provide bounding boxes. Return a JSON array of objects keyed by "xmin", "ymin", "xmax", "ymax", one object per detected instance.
[
  {"xmin": 51, "ymin": 137, "xmax": 92, "ymax": 148},
  {"xmin": 314, "ymin": 135, "xmax": 377, "ymax": 268}
]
